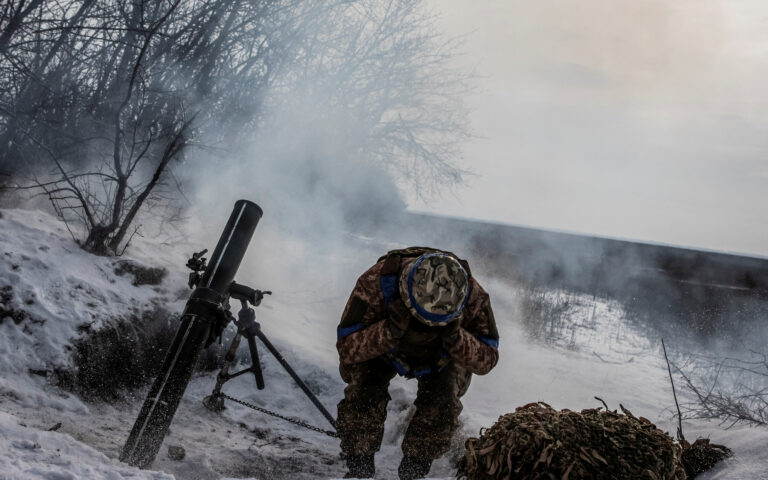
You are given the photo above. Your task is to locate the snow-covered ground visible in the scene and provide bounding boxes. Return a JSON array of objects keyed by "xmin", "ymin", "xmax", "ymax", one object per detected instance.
[
  {"xmin": 1, "ymin": 207, "xmax": 766, "ymax": 479},
  {"xmin": 0, "ymin": 410, "xmax": 173, "ymax": 480}
]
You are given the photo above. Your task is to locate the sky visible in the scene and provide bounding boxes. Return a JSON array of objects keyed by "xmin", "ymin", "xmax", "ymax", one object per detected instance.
[{"xmin": 414, "ymin": 0, "xmax": 768, "ymax": 257}]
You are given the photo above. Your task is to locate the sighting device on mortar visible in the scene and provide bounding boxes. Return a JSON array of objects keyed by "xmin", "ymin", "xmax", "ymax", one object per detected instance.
[{"xmin": 120, "ymin": 200, "xmax": 336, "ymax": 469}]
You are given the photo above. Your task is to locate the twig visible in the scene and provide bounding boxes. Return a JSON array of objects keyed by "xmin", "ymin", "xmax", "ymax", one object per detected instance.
[
  {"xmin": 592, "ymin": 351, "xmax": 633, "ymax": 365},
  {"xmin": 662, "ymin": 338, "xmax": 686, "ymax": 443},
  {"xmin": 117, "ymin": 223, "xmax": 142, "ymax": 256}
]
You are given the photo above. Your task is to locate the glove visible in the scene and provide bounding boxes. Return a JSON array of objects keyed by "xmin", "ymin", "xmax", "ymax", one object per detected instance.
[
  {"xmin": 387, "ymin": 299, "xmax": 411, "ymax": 339},
  {"xmin": 440, "ymin": 318, "xmax": 462, "ymax": 347}
]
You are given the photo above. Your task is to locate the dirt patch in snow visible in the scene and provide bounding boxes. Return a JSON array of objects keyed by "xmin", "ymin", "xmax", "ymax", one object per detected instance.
[
  {"xmin": 56, "ymin": 308, "xmax": 180, "ymax": 400},
  {"xmin": 113, "ymin": 259, "xmax": 168, "ymax": 286},
  {"xmin": 0, "ymin": 285, "xmax": 28, "ymax": 324}
]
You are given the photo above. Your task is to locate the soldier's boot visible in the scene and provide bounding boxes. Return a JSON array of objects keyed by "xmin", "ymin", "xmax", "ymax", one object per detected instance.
[
  {"xmin": 343, "ymin": 454, "xmax": 375, "ymax": 478},
  {"xmin": 398, "ymin": 456, "xmax": 432, "ymax": 480}
]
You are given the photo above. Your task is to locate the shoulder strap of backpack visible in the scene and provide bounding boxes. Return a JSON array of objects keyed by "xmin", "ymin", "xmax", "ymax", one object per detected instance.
[
  {"xmin": 378, "ymin": 247, "xmax": 432, "ymax": 307},
  {"xmin": 379, "ymin": 251, "xmax": 402, "ymax": 308}
]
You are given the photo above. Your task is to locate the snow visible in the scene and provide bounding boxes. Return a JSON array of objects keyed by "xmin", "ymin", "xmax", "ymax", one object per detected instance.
[
  {"xmin": 0, "ymin": 209, "xmax": 183, "ymax": 377},
  {"xmin": 0, "ymin": 410, "xmax": 173, "ymax": 480},
  {"xmin": 1, "ymin": 207, "xmax": 767, "ymax": 479}
]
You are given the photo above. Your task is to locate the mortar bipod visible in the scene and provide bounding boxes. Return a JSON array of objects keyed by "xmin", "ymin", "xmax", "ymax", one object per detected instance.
[{"xmin": 202, "ymin": 296, "xmax": 337, "ymax": 432}]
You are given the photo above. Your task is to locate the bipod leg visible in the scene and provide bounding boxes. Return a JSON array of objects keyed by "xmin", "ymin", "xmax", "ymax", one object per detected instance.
[
  {"xmin": 246, "ymin": 334, "xmax": 266, "ymax": 390},
  {"xmin": 252, "ymin": 327, "xmax": 337, "ymax": 430},
  {"xmin": 203, "ymin": 332, "xmax": 242, "ymax": 412}
]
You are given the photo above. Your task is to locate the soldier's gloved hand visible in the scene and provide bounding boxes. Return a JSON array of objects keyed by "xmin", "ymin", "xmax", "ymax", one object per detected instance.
[
  {"xmin": 440, "ymin": 318, "xmax": 462, "ymax": 347},
  {"xmin": 387, "ymin": 299, "xmax": 411, "ymax": 340}
]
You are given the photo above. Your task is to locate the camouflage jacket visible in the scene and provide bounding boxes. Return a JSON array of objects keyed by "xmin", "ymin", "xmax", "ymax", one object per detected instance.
[{"xmin": 336, "ymin": 251, "xmax": 499, "ymax": 376}]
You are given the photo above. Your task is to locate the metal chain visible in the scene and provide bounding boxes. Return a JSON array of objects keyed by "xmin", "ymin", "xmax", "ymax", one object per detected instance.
[{"xmin": 220, "ymin": 393, "xmax": 338, "ymax": 438}]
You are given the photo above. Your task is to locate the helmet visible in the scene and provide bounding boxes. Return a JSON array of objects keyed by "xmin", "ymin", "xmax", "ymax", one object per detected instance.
[{"xmin": 398, "ymin": 252, "xmax": 469, "ymax": 326}]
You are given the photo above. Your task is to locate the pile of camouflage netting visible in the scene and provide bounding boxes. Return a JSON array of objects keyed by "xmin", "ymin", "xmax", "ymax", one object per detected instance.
[
  {"xmin": 457, "ymin": 402, "xmax": 688, "ymax": 480},
  {"xmin": 679, "ymin": 438, "xmax": 731, "ymax": 479}
]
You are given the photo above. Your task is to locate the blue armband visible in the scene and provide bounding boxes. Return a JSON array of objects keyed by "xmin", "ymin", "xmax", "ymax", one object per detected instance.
[
  {"xmin": 337, "ymin": 323, "xmax": 366, "ymax": 339},
  {"xmin": 476, "ymin": 335, "xmax": 499, "ymax": 349}
]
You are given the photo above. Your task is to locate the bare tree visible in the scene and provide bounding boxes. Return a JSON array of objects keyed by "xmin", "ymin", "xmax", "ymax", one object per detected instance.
[
  {"xmin": 0, "ymin": 0, "xmax": 46, "ymax": 55},
  {"xmin": 11, "ymin": 0, "xmax": 193, "ymax": 254},
  {"xmin": 2, "ymin": 0, "xmax": 472, "ymax": 254},
  {"xmin": 676, "ymin": 350, "xmax": 768, "ymax": 428},
  {"xmin": 3, "ymin": 0, "xmax": 286, "ymax": 253},
  {"xmin": 261, "ymin": 0, "xmax": 473, "ymax": 194}
]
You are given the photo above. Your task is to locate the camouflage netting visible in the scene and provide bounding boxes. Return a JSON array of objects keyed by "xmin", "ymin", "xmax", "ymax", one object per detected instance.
[
  {"xmin": 457, "ymin": 402, "xmax": 688, "ymax": 480},
  {"xmin": 679, "ymin": 438, "xmax": 731, "ymax": 479}
]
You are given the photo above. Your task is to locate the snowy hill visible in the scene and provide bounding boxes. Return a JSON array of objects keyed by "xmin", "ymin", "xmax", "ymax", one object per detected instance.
[
  {"xmin": 1, "ymin": 207, "xmax": 767, "ymax": 479},
  {"xmin": 0, "ymin": 208, "xmax": 180, "ymax": 377}
]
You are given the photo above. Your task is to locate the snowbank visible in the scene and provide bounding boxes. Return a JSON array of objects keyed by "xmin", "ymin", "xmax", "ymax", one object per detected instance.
[
  {"xmin": 0, "ymin": 410, "xmax": 173, "ymax": 480},
  {"xmin": 0, "ymin": 208, "xmax": 185, "ymax": 378}
]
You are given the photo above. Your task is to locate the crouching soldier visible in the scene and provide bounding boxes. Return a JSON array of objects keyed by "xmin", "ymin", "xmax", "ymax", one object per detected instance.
[{"xmin": 336, "ymin": 247, "xmax": 500, "ymax": 479}]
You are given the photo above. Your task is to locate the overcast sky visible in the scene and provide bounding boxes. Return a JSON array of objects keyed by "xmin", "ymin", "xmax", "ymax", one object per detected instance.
[{"xmin": 413, "ymin": 0, "xmax": 768, "ymax": 257}]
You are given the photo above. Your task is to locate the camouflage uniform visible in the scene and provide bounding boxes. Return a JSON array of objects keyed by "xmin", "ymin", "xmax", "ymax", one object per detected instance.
[{"xmin": 336, "ymin": 247, "xmax": 499, "ymax": 461}]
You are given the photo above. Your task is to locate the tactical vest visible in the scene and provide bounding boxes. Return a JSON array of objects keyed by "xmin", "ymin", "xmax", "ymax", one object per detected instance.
[{"xmin": 377, "ymin": 247, "xmax": 471, "ymax": 378}]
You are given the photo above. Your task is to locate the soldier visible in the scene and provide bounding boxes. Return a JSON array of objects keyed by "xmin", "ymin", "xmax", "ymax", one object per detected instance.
[{"xmin": 336, "ymin": 247, "xmax": 500, "ymax": 479}]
